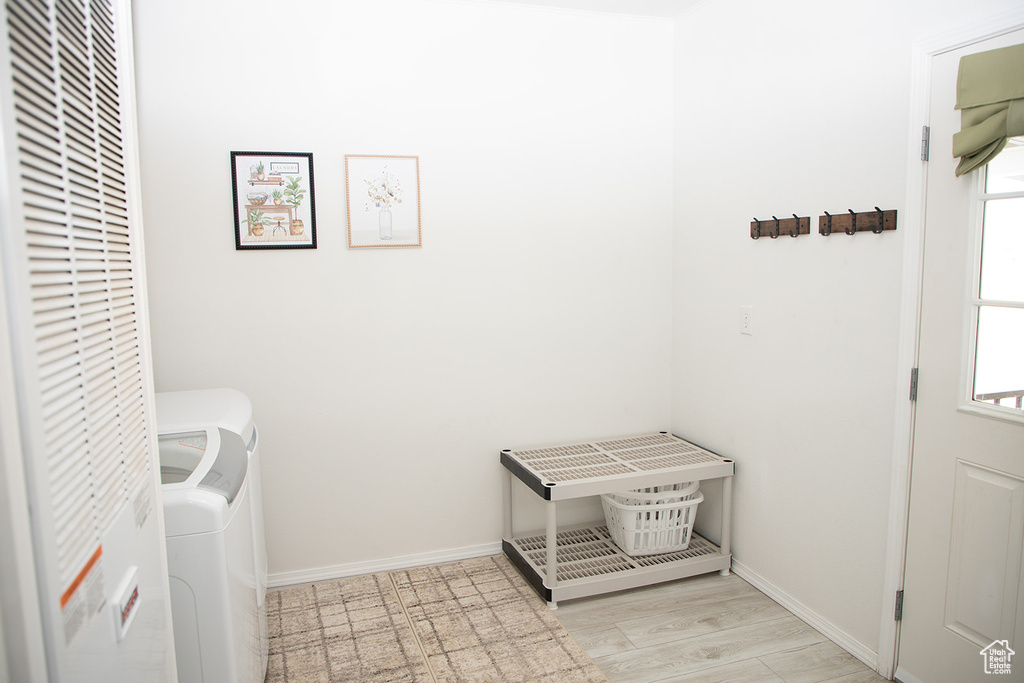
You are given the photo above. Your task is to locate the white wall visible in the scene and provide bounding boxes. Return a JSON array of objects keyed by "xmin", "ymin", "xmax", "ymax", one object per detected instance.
[
  {"xmin": 672, "ymin": 0, "xmax": 1022, "ymax": 661},
  {"xmin": 133, "ymin": 0, "xmax": 674, "ymax": 575}
]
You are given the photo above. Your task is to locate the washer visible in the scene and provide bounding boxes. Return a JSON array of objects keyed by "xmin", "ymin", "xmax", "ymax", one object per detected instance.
[
  {"xmin": 157, "ymin": 389, "xmax": 268, "ymax": 683},
  {"xmin": 156, "ymin": 391, "xmax": 268, "ymax": 611}
]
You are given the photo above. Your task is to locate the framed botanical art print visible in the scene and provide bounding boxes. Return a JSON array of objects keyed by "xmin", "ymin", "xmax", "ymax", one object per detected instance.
[
  {"xmin": 345, "ymin": 154, "xmax": 421, "ymax": 248},
  {"xmin": 231, "ymin": 151, "xmax": 317, "ymax": 250}
]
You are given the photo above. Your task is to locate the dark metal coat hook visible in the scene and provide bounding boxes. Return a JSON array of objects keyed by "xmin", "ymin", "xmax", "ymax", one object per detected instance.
[
  {"xmin": 873, "ymin": 206, "xmax": 884, "ymax": 234},
  {"xmin": 790, "ymin": 214, "xmax": 800, "ymax": 238},
  {"xmin": 822, "ymin": 211, "xmax": 832, "ymax": 236},
  {"xmin": 770, "ymin": 216, "xmax": 780, "ymax": 239},
  {"xmin": 846, "ymin": 209, "xmax": 857, "ymax": 235},
  {"xmin": 752, "ymin": 217, "xmax": 761, "ymax": 240}
]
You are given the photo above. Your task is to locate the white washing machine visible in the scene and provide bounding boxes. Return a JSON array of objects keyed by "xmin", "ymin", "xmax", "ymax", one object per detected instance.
[{"xmin": 157, "ymin": 389, "xmax": 268, "ymax": 682}]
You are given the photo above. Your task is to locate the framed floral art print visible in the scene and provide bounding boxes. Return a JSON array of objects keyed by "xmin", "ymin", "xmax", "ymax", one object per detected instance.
[
  {"xmin": 345, "ymin": 154, "xmax": 421, "ymax": 248},
  {"xmin": 231, "ymin": 151, "xmax": 317, "ymax": 250}
]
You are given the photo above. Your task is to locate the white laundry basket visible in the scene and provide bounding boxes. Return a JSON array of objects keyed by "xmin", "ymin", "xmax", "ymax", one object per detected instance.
[{"xmin": 601, "ymin": 482, "xmax": 703, "ymax": 556}]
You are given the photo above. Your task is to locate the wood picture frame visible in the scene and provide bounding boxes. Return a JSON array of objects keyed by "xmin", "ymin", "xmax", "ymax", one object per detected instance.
[{"xmin": 345, "ymin": 154, "xmax": 421, "ymax": 248}]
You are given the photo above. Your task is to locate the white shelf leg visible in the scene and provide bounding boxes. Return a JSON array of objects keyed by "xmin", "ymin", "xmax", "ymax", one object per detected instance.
[
  {"xmin": 546, "ymin": 499, "xmax": 557, "ymax": 609},
  {"xmin": 720, "ymin": 474, "xmax": 733, "ymax": 576}
]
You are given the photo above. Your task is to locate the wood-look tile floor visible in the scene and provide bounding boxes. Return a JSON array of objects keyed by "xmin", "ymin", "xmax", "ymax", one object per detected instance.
[{"xmin": 554, "ymin": 571, "xmax": 889, "ymax": 683}]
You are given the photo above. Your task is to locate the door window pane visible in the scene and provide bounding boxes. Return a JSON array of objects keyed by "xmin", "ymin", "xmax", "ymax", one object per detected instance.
[
  {"xmin": 974, "ymin": 306, "xmax": 1024, "ymax": 410},
  {"xmin": 986, "ymin": 137, "xmax": 1024, "ymax": 193},
  {"xmin": 979, "ymin": 197, "xmax": 1024, "ymax": 301}
]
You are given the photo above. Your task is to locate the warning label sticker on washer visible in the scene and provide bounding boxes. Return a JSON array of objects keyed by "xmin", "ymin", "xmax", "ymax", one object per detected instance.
[{"xmin": 61, "ymin": 546, "xmax": 105, "ymax": 644}]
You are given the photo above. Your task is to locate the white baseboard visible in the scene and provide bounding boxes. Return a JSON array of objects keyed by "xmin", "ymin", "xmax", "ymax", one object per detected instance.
[
  {"xmin": 730, "ymin": 559, "xmax": 882, "ymax": 676},
  {"xmin": 267, "ymin": 541, "xmax": 504, "ymax": 589},
  {"xmin": 893, "ymin": 666, "xmax": 922, "ymax": 683}
]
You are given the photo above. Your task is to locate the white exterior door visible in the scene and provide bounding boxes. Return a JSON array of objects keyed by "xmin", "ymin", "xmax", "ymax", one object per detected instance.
[{"xmin": 897, "ymin": 30, "xmax": 1024, "ymax": 683}]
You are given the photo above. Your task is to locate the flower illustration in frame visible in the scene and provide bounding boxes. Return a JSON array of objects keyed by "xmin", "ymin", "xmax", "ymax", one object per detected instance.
[
  {"xmin": 346, "ymin": 154, "xmax": 421, "ymax": 248},
  {"xmin": 365, "ymin": 166, "xmax": 403, "ymax": 210}
]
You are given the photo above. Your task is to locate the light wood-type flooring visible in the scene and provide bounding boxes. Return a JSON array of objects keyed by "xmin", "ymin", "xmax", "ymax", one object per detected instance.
[{"xmin": 555, "ymin": 571, "xmax": 889, "ymax": 683}]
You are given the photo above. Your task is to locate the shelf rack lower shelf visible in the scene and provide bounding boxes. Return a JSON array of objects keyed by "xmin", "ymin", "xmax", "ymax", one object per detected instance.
[{"xmin": 503, "ymin": 523, "xmax": 731, "ymax": 604}]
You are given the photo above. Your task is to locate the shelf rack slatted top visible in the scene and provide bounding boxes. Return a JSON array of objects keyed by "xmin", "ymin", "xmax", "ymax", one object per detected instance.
[{"xmin": 500, "ymin": 431, "xmax": 734, "ymax": 501}]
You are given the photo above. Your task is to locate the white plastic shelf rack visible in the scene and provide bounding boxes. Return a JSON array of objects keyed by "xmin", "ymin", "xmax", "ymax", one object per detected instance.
[{"xmin": 500, "ymin": 432, "xmax": 734, "ymax": 607}]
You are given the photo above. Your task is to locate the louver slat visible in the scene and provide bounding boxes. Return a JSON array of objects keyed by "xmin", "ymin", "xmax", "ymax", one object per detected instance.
[{"xmin": 6, "ymin": 8, "xmax": 55, "ymax": 82}]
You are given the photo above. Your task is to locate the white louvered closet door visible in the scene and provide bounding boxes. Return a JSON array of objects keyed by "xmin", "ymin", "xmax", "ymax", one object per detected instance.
[{"xmin": 0, "ymin": 0, "xmax": 174, "ymax": 680}]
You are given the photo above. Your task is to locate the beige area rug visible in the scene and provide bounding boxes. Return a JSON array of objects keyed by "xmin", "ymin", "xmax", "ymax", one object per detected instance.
[{"xmin": 265, "ymin": 554, "xmax": 608, "ymax": 682}]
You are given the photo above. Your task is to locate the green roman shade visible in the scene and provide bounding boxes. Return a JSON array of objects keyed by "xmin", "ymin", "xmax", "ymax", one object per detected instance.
[{"xmin": 953, "ymin": 42, "xmax": 1024, "ymax": 177}]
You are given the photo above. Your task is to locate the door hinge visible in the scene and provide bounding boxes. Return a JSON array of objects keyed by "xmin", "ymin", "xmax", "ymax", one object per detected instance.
[
  {"xmin": 909, "ymin": 368, "xmax": 919, "ymax": 401},
  {"xmin": 895, "ymin": 589, "xmax": 904, "ymax": 621},
  {"xmin": 921, "ymin": 126, "xmax": 930, "ymax": 161}
]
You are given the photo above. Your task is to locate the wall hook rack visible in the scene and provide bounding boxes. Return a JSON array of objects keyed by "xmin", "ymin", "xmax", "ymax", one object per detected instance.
[
  {"xmin": 818, "ymin": 207, "xmax": 897, "ymax": 236},
  {"xmin": 751, "ymin": 214, "xmax": 810, "ymax": 240}
]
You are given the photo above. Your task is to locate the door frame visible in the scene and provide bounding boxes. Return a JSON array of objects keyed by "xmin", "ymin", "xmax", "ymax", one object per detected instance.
[{"xmin": 879, "ymin": 8, "xmax": 1024, "ymax": 679}]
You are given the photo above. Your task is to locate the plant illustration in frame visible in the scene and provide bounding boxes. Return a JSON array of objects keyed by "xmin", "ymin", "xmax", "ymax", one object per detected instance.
[
  {"xmin": 231, "ymin": 151, "xmax": 317, "ymax": 250},
  {"xmin": 283, "ymin": 175, "xmax": 306, "ymax": 213}
]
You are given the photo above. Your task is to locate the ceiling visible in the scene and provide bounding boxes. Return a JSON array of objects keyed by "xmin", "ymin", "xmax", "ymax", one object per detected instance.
[{"xmin": 476, "ymin": 0, "xmax": 703, "ymax": 18}]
